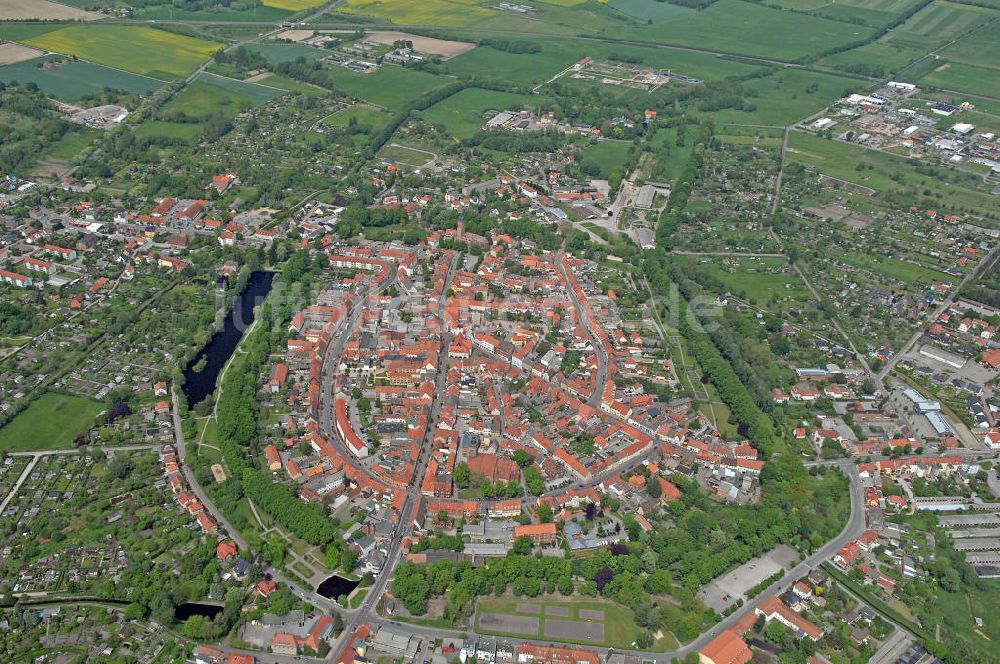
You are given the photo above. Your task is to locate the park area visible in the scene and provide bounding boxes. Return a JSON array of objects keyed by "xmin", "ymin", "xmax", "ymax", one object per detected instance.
[
  {"xmin": 475, "ymin": 596, "xmax": 677, "ymax": 650},
  {"xmin": 0, "ymin": 392, "xmax": 104, "ymax": 452},
  {"xmin": 2, "ymin": 24, "xmax": 221, "ymax": 79}
]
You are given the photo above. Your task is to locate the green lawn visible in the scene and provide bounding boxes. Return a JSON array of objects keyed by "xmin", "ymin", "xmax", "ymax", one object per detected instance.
[
  {"xmin": 325, "ymin": 105, "xmax": 392, "ymax": 130},
  {"xmin": 698, "ymin": 257, "xmax": 811, "ymax": 303},
  {"xmin": 194, "ymin": 72, "xmax": 286, "ymax": 105},
  {"xmin": 13, "ymin": 24, "xmax": 221, "ymax": 80},
  {"xmin": 580, "ymin": 140, "xmax": 632, "ymax": 179},
  {"xmin": 0, "ymin": 393, "xmax": 104, "ymax": 452},
  {"xmin": 245, "ymin": 42, "xmax": 330, "ymax": 65},
  {"xmin": 258, "ymin": 73, "xmax": 329, "ymax": 97}
]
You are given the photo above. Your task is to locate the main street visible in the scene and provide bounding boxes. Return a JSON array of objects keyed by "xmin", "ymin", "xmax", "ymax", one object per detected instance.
[{"xmin": 556, "ymin": 250, "xmax": 608, "ymax": 408}]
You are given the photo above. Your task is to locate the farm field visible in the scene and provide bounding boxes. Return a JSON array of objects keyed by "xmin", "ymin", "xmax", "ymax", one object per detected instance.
[
  {"xmin": 0, "ymin": 56, "xmax": 164, "ymax": 101},
  {"xmin": 933, "ymin": 21, "xmax": 1000, "ymax": 70},
  {"xmin": 323, "ymin": 66, "xmax": 450, "ymax": 110},
  {"xmin": 893, "ymin": 0, "xmax": 997, "ymax": 43},
  {"xmin": 245, "ymin": 42, "xmax": 330, "ymax": 65},
  {"xmin": 821, "ymin": 38, "xmax": 929, "ymax": 76},
  {"xmin": 338, "ymin": 0, "xmax": 495, "ymax": 26},
  {"xmin": 918, "ymin": 62, "xmax": 1000, "ymax": 99},
  {"xmin": 0, "ymin": 0, "xmax": 98, "ymax": 21},
  {"xmin": 0, "ymin": 392, "xmax": 105, "ymax": 452},
  {"xmin": 364, "ymin": 31, "xmax": 476, "ymax": 59},
  {"xmin": 194, "ymin": 72, "xmax": 286, "ymax": 105},
  {"xmin": 787, "ymin": 131, "xmax": 1000, "ymax": 223},
  {"xmin": 607, "ymin": 0, "xmax": 695, "ymax": 21},
  {"xmin": 256, "ymin": 73, "xmax": 329, "ymax": 96},
  {"xmin": 13, "ymin": 25, "xmax": 221, "ymax": 79},
  {"xmin": 705, "ymin": 69, "xmax": 864, "ymax": 126},
  {"xmin": 260, "ymin": 0, "xmax": 326, "ymax": 9},
  {"xmin": 135, "ymin": 120, "xmax": 204, "ymax": 141},
  {"xmin": 599, "ymin": 0, "xmax": 878, "ymax": 60},
  {"xmin": 0, "ymin": 41, "xmax": 42, "ymax": 65},
  {"xmin": 134, "ymin": 4, "xmax": 293, "ymax": 21},
  {"xmin": 421, "ymin": 88, "xmax": 540, "ymax": 140},
  {"xmin": 446, "ymin": 38, "xmax": 764, "ymax": 88}
]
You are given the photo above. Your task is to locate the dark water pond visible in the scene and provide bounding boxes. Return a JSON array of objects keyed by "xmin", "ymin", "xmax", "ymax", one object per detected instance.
[
  {"xmin": 182, "ymin": 270, "xmax": 274, "ymax": 406},
  {"xmin": 316, "ymin": 574, "xmax": 360, "ymax": 599}
]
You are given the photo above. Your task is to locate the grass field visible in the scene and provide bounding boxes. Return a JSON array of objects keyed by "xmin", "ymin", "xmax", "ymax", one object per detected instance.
[
  {"xmin": 896, "ymin": 0, "xmax": 996, "ymax": 41},
  {"xmin": 698, "ymin": 256, "xmax": 811, "ymax": 302},
  {"xmin": 580, "ymin": 140, "xmax": 632, "ymax": 179},
  {"xmin": 421, "ymin": 88, "xmax": 539, "ymax": 139},
  {"xmin": 607, "ymin": 0, "xmax": 695, "ymax": 21},
  {"xmin": 134, "ymin": 120, "xmax": 205, "ymax": 141},
  {"xmin": 195, "ymin": 72, "xmax": 286, "ymax": 105},
  {"xmin": 379, "ymin": 143, "xmax": 436, "ymax": 167},
  {"xmin": 245, "ymin": 42, "xmax": 330, "ymax": 65},
  {"xmin": 325, "ymin": 105, "xmax": 392, "ymax": 130},
  {"xmin": 257, "ymin": 73, "xmax": 329, "ymax": 96},
  {"xmin": 821, "ymin": 38, "xmax": 929, "ymax": 76},
  {"xmin": 446, "ymin": 38, "xmax": 765, "ymax": 87},
  {"xmin": 14, "ymin": 24, "xmax": 221, "ymax": 80},
  {"xmin": 339, "ymin": 0, "xmax": 495, "ymax": 26},
  {"xmin": 787, "ymin": 131, "xmax": 999, "ymax": 222},
  {"xmin": 937, "ymin": 20, "xmax": 1000, "ymax": 68},
  {"xmin": 706, "ymin": 68, "xmax": 863, "ymax": 126},
  {"xmin": 324, "ymin": 66, "xmax": 450, "ymax": 110},
  {"xmin": 0, "ymin": 56, "xmax": 164, "ymax": 101},
  {"xmin": 0, "ymin": 393, "xmax": 104, "ymax": 452},
  {"xmin": 918, "ymin": 61, "xmax": 1000, "ymax": 99},
  {"xmin": 600, "ymin": 0, "xmax": 878, "ymax": 60},
  {"xmin": 134, "ymin": 4, "xmax": 292, "ymax": 21},
  {"xmin": 261, "ymin": 0, "xmax": 327, "ymax": 9}
]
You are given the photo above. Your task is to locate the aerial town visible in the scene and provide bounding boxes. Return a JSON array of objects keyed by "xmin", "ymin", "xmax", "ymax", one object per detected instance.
[{"xmin": 1, "ymin": 0, "xmax": 999, "ymax": 663}]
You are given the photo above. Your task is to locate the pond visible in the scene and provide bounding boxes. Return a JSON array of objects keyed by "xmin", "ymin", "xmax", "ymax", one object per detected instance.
[
  {"xmin": 316, "ymin": 574, "xmax": 360, "ymax": 599},
  {"xmin": 175, "ymin": 602, "xmax": 223, "ymax": 622},
  {"xmin": 181, "ymin": 270, "xmax": 274, "ymax": 407}
]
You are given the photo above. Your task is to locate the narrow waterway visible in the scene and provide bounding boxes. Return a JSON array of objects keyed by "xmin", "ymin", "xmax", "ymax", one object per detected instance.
[{"xmin": 181, "ymin": 271, "xmax": 274, "ymax": 406}]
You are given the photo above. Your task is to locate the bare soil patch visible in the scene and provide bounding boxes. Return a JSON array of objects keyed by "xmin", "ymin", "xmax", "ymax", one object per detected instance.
[
  {"xmin": 545, "ymin": 606, "xmax": 570, "ymax": 617},
  {"xmin": 0, "ymin": 41, "xmax": 43, "ymax": 65},
  {"xmin": 244, "ymin": 71, "xmax": 273, "ymax": 83},
  {"xmin": 275, "ymin": 29, "xmax": 316, "ymax": 42},
  {"xmin": 479, "ymin": 613, "xmax": 539, "ymax": 636},
  {"xmin": 0, "ymin": 0, "xmax": 100, "ymax": 20},
  {"xmin": 366, "ymin": 31, "xmax": 475, "ymax": 59},
  {"xmin": 544, "ymin": 619, "xmax": 605, "ymax": 642}
]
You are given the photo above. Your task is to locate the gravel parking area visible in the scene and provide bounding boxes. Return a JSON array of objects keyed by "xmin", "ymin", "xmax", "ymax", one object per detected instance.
[
  {"xmin": 479, "ymin": 613, "xmax": 539, "ymax": 636},
  {"xmin": 544, "ymin": 619, "xmax": 605, "ymax": 642}
]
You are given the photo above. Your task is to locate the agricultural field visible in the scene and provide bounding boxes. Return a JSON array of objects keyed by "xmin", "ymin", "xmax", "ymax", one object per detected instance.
[
  {"xmin": 7, "ymin": 24, "xmax": 221, "ymax": 80},
  {"xmin": 364, "ymin": 31, "xmax": 476, "ymax": 59},
  {"xmin": 255, "ymin": 72, "xmax": 329, "ymax": 96},
  {"xmin": 806, "ymin": 0, "xmax": 925, "ymax": 27},
  {"xmin": 133, "ymin": 3, "xmax": 293, "ymax": 21},
  {"xmin": 0, "ymin": 41, "xmax": 41, "ymax": 65},
  {"xmin": 0, "ymin": 56, "xmax": 164, "ymax": 101},
  {"xmin": 195, "ymin": 72, "xmax": 287, "ymax": 105},
  {"xmin": 0, "ymin": 0, "xmax": 98, "ymax": 21},
  {"xmin": 893, "ymin": 0, "xmax": 997, "ymax": 42},
  {"xmin": 323, "ymin": 66, "xmax": 450, "ymax": 110},
  {"xmin": 245, "ymin": 42, "xmax": 330, "ymax": 65},
  {"xmin": 821, "ymin": 38, "xmax": 930, "ymax": 77},
  {"xmin": 421, "ymin": 88, "xmax": 540, "ymax": 140},
  {"xmin": 607, "ymin": 0, "xmax": 695, "ymax": 21},
  {"xmin": 0, "ymin": 392, "xmax": 104, "ymax": 452},
  {"xmin": 918, "ymin": 61, "xmax": 1000, "ymax": 99},
  {"xmin": 704, "ymin": 68, "xmax": 864, "ymax": 126},
  {"xmin": 599, "ymin": 0, "xmax": 878, "ymax": 61},
  {"xmin": 260, "ymin": 0, "xmax": 327, "ymax": 9},
  {"xmin": 338, "ymin": 0, "xmax": 495, "ymax": 26}
]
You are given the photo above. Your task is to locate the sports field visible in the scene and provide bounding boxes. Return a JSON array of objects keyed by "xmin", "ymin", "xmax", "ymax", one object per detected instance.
[
  {"xmin": 0, "ymin": 393, "xmax": 104, "ymax": 452},
  {"xmin": 421, "ymin": 88, "xmax": 540, "ymax": 139},
  {"xmin": 0, "ymin": 56, "xmax": 164, "ymax": 101},
  {"xmin": 15, "ymin": 24, "xmax": 221, "ymax": 79}
]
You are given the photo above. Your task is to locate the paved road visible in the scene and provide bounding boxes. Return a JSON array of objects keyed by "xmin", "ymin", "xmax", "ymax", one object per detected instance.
[
  {"xmin": 556, "ymin": 251, "xmax": 608, "ymax": 408},
  {"xmin": 0, "ymin": 455, "xmax": 40, "ymax": 514}
]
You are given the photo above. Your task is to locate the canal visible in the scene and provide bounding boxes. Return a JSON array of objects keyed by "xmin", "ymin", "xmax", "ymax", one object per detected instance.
[{"xmin": 182, "ymin": 270, "xmax": 274, "ymax": 407}]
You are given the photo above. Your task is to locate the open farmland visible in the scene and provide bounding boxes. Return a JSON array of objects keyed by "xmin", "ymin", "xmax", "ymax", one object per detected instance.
[
  {"xmin": 323, "ymin": 66, "xmax": 450, "ymax": 110},
  {"xmin": 245, "ymin": 42, "xmax": 329, "ymax": 65},
  {"xmin": 918, "ymin": 62, "xmax": 1000, "ymax": 99},
  {"xmin": 0, "ymin": 393, "xmax": 104, "ymax": 452},
  {"xmin": 705, "ymin": 69, "xmax": 864, "ymax": 126},
  {"xmin": 421, "ymin": 88, "xmax": 540, "ymax": 139},
  {"xmin": 260, "ymin": 0, "xmax": 327, "ymax": 9},
  {"xmin": 364, "ymin": 31, "xmax": 476, "ymax": 59},
  {"xmin": 0, "ymin": 41, "xmax": 42, "ymax": 65},
  {"xmin": 608, "ymin": 0, "xmax": 695, "ymax": 21},
  {"xmin": 0, "ymin": 56, "xmax": 163, "ymax": 100},
  {"xmin": 338, "ymin": 0, "xmax": 495, "ymax": 26},
  {"xmin": 17, "ymin": 25, "xmax": 221, "ymax": 80},
  {"xmin": 0, "ymin": 0, "xmax": 98, "ymax": 20},
  {"xmin": 600, "ymin": 0, "xmax": 878, "ymax": 60}
]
